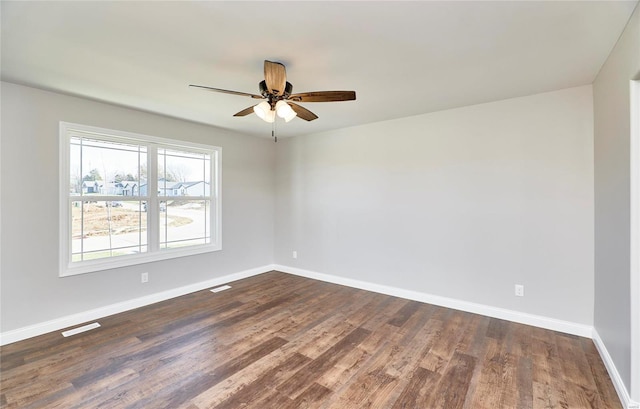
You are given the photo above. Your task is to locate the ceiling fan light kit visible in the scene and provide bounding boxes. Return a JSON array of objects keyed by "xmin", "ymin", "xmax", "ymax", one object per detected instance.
[
  {"xmin": 253, "ymin": 100, "xmax": 275, "ymax": 123},
  {"xmin": 190, "ymin": 60, "xmax": 356, "ymax": 129},
  {"xmin": 275, "ymin": 100, "xmax": 297, "ymax": 122}
]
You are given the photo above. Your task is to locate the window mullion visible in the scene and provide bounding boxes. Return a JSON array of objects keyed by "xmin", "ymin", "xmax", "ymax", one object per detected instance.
[
  {"xmin": 79, "ymin": 137, "xmax": 84, "ymax": 260},
  {"xmin": 148, "ymin": 145, "xmax": 159, "ymax": 252}
]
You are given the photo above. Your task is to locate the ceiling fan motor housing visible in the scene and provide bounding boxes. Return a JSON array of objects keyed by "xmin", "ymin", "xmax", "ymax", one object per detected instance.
[{"xmin": 259, "ymin": 80, "xmax": 293, "ymax": 108}]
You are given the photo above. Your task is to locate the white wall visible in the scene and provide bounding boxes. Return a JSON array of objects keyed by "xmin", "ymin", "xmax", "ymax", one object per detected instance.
[
  {"xmin": 594, "ymin": 3, "xmax": 640, "ymax": 400},
  {"xmin": 0, "ymin": 82, "xmax": 275, "ymax": 332},
  {"xmin": 275, "ymin": 85, "xmax": 594, "ymax": 325}
]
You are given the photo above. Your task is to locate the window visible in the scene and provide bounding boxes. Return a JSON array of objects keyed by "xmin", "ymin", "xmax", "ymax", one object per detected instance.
[{"xmin": 59, "ymin": 122, "xmax": 221, "ymax": 276}]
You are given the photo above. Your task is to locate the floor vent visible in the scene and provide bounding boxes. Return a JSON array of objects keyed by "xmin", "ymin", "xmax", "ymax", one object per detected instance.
[
  {"xmin": 210, "ymin": 285, "xmax": 232, "ymax": 293},
  {"xmin": 62, "ymin": 322, "xmax": 101, "ymax": 337}
]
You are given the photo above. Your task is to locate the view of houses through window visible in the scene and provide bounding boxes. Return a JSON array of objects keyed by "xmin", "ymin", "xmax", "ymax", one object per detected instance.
[
  {"xmin": 62, "ymin": 122, "xmax": 220, "ymax": 276},
  {"xmin": 157, "ymin": 148, "xmax": 212, "ymax": 250},
  {"xmin": 70, "ymin": 137, "xmax": 149, "ymax": 262}
]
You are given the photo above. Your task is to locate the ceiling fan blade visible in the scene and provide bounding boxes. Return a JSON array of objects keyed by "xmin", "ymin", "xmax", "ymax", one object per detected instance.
[
  {"xmin": 264, "ymin": 60, "xmax": 287, "ymax": 96},
  {"xmin": 288, "ymin": 102, "xmax": 318, "ymax": 121},
  {"xmin": 189, "ymin": 84, "xmax": 263, "ymax": 99},
  {"xmin": 233, "ymin": 106, "xmax": 256, "ymax": 117},
  {"xmin": 288, "ymin": 91, "xmax": 356, "ymax": 103}
]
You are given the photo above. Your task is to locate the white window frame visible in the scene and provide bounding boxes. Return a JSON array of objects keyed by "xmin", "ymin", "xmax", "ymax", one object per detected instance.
[{"xmin": 59, "ymin": 122, "xmax": 221, "ymax": 277}]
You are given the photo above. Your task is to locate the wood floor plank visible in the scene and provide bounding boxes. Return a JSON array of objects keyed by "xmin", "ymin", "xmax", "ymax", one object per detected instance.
[
  {"xmin": 0, "ymin": 271, "xmax": 623, "ymax": 409},
  {"xmin": 419, "ymin": 310, "xmax": 472, "ymax": 374},
  {"xmin": 391, "ymin": 366, "xmax": 441, "ymax": 409},
  {"xmin": 382, "ymin": 306, "xmax": 438, "ymax": 378},
  {"xmin": 327, "ymin": 368, "xmax": 398, "ymax": 409},
  {"xmin": 138, "ymin": 336, "xmax": 288, "ymax": 409},
  {"xmin": 357, "ymin": 296, "xmax": 410, "ymax": 332},
  {"xmin": 2, "ymin": 378, "xmax": 74, "ymax": 409},
  {"xmin": 580, "ymin": 338, "xmax": 621, "ymax": 409},
  {"xmin": 532, "ymin": 329, "xmax": 575, "ymax": 409},
  {"xmin": 243, "ymin": 389, "xmax": 293, "ymax": 409},
  {"xmin": 284, "ymin": 382, "xmax": 333, "ymax": 409},
  {"xmin": 465, "ymin": 336, "xmax": 509, "ymax": 408},
  {"xmin": 320, "ymin": 311, "xmax": 431, "ymax": 408},
  {"xmin": 556, "ymin": 333, "xmax": 597, "ymax": 390},
  {"xmin": 206, "ymin": 352, "xmax": 312, "ymax": 409},
  {"xmin": 387, "ymin": 299, "xmax": 423, "ymax": 327},
  {"xmin": 517, "ymin": 356, "xmax": 534, "ymax": 409},
  {"xmin": 454, "ymin": 313, "xmax": 490, "ymax": 358},
  {"xmin": 276, "ymin": 327, "xmax": 371, "ymax": 399},
  {"xmin": 315, "ymin": 346, "xmax": 371, "ymax": 392},
  {"xmin": 66, "ymin": 368, "xmax": 139, "ymax": 409},
  {"xmin": 425, "ymin": 351, "xmax": 476, "ymax": 409}
]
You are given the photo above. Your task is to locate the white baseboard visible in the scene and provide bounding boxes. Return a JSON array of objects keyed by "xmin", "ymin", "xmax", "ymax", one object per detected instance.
[
  {"xmin": 592, "ymin": 329, "xmax": 639, "ymax": 409},
  {"xmin": 0, "ymin": 265, "xmax": 275, "ymax": 346},
  {"xmin": 274, "ymin": 264, "xmax": 593, "ymax": 338}
]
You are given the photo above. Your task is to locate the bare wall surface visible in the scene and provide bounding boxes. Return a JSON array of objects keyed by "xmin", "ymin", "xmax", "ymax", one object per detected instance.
[
  {"xmin": 275, "ymin": 85, "xmax": 595, "ymax": 326},
  {"xmin": 0, "ymin": 82, "xmax": 275, "ymax": 332},
  {"xmin": 594, "ymin": 4, "xmax": 640, "ymax": 397}
]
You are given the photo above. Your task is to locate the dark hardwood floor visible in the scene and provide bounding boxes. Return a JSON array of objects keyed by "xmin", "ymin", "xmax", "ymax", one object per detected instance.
[{"xmin": 0, "ymin": 271, "xmax": 621, "ymax": 408}]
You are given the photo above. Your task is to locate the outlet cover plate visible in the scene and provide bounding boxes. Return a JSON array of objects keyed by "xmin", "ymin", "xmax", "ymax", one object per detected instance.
[{"xmin": 515, "ymin": 284, "xmax": 524, "ymax": 297}]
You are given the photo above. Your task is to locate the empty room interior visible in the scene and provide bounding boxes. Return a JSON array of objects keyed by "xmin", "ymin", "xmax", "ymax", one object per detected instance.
[{"xmin": 1, "ymin": 1, "xmax": 640, "ymax": 408}]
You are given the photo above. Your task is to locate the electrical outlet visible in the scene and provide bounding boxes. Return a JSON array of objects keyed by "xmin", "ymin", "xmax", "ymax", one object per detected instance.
[
  {"xmin": 515, "ymin": 284, "xmax": 524, "ymax": 297},
  {"xmin": 292, "ymin": 251, "xmax": 297, "ymax": 259},
  {"xmin": 141, "ymin": 272, "xmax": 149, "ymax": 283}
]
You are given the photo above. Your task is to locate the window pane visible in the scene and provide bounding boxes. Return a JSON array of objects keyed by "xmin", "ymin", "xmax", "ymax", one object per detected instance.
[
  {"xmin": 75, "ymin": 138, "xmax": 147, "ymax": 197},
  {"xmin": 70, "ymin": 138, "xmax": 82, "ymax": 195},
  {"xmin": 72, "ymin": 200, "xmax": 147, "ymax": 261},
  {"xmin": 159, "ymin": 200, "xmax": 210, "ymax": 249},
  {"xmin": 158, "ymin": 149, "xmax": 210, "ymax": 197}
]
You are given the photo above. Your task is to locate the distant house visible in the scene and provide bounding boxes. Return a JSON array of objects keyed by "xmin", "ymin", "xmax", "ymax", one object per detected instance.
[
  {"xmin": 121, "ymin": 182, "xmax": 138, "ymax": 196},
  {"xmin": 139, "ymin": 183, "xmax": 148, "ymax": 196},
  {"xmin": 158, "ymin": 181, "xmax": 178, "ymax": 197},
  {"xmin": 140, "ymin": 181, "xmax": 210, "ymax": 197},
  {"xmin": 180, "ymin": 181, "xmax": 210, "ymax": 197},
  {"xmin": 100, "ymin": 182, "xmax": 124, "ymax": 196},
  {"xmin": 81, "ymin": 180, "xmax": 139, "ymax": 196},
  {"xmin": 81, "ymin": 180, "xmax": 101, "ymax": 194}
]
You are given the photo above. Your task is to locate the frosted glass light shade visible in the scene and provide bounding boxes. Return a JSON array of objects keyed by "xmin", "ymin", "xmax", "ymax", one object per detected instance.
[
  {"xmin": 264, "ymin": 109, "xmax": 276, "ymax": 123},
  {"xmin": 253, "ymin": 101, "xmax": 275, "ymax": 123},
  {"xmin": 275, "ymin": 100, "xmax": 297, "ymax": 122}
]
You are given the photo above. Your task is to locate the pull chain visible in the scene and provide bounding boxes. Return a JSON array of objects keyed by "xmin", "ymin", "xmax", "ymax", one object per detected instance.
[{"xmin": 272, "ymin": 118, "xmax": 277, "ymax": 142}]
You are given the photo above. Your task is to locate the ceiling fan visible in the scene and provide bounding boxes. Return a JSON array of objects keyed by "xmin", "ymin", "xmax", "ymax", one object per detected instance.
[{"xmin": 190, "ymin": 60, "xmax": 356, "ymax": 123}]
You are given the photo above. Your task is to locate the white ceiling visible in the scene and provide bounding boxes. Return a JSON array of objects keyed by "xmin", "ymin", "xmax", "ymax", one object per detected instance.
[{"xmin": 1, "ymin": 1, "xmax": 637, "ymax": 138}]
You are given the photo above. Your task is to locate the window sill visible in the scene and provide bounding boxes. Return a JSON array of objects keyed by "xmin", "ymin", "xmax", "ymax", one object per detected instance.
[{"xmin": 59, "ymin": 243, "xmax": 222, "ymax": 277}]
